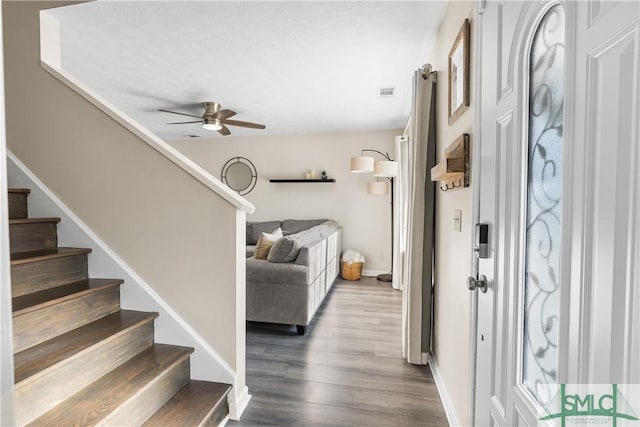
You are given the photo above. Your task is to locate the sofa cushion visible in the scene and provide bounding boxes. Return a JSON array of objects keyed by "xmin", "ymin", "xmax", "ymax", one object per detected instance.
[
  {"xmin": 246, "ymin": 221, "xmax": 282, "ymax": 245},
  {"xmin": 246, "ymin": 258, "xmax": 308, "ymax": 286},
  {"xmin": 267, "ymin": 223, "xmax": 331, "ymax": 263},
  {"xmin": 281, "ymin": 219, "xmax": 327, "ymax": 235},
  {"xmin": 267, "ymin": 236, "xmax": 300, "ymax": 263},
  {"xmin": 254, "ymin": 228, "xmax": 283, "ymax": 260}
]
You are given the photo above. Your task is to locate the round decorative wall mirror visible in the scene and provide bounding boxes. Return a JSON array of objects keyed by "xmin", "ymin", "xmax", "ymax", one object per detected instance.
[{"xmin": 221, "ymin": 157, "xmax": 257, "ymax": 196}]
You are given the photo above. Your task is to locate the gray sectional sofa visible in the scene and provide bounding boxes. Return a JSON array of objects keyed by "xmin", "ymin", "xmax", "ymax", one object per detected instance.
[{"xmin": 245, "ymin": 219, "xmax": 341, "ymax": 335}]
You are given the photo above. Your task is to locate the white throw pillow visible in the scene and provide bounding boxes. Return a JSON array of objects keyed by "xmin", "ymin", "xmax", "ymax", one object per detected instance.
[
  {"xmin": 254, "ymin": 228, "xmax": 283, "ymax": 259},
  {"xmin": 263, "ymin": 227, "xmax": 283, "ymax": 241}
]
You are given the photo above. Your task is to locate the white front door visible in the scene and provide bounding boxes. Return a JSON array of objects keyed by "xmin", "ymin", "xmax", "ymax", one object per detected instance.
[{"xmin": 474, "ymin": 1, "xmax": 640, "ymax": 426}]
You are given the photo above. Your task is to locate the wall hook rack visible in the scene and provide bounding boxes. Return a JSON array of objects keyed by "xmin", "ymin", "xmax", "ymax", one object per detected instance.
[
  {"xmin": 440, "ymin": 179, "xmax": 464, "ymax": 191},
  {"xmin": 431, "ymin": 133, "xmax": 470, "ymax": 192}
]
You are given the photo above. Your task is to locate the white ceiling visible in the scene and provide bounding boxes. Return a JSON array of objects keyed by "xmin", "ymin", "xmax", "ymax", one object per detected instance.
[{"xmin": 45, "ymin": 1, "xmax": 446, "ymax": 140}]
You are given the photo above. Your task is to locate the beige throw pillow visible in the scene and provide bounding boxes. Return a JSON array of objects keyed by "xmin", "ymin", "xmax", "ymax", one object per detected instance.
[{"xmin": 254, "ymin": 228, "xmax": 283, "ymax": 260}]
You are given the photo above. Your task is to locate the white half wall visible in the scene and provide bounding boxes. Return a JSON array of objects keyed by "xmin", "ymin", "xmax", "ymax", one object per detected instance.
[{"xmin": 169, "ymin": 129, "xmax": 400, "ymax": 275}]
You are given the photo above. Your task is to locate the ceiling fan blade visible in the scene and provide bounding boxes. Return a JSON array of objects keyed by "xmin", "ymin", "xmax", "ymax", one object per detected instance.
[
  {"xmin": 158, "ymin": 109, "xmax": 202, "ymax": 119},
  {"xmin": 222, "ymin": 119, "xmax": 266, "ymax": 129},
  {"xmin": 167, "ymin": 120, "xmax": 202, "ymax": 125},
  {"xmin": 211, "ymin": 109, "xmax": 237, "ymax": 120},
  {"xmin": 218, "ymin": 125, "xmax": 231, "ymax": 136}
]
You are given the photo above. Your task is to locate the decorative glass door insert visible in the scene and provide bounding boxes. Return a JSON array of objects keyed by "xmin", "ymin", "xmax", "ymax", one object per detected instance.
[{"xmin": 522, "ymin": 3, "xmax": 565, "ymax": 406}]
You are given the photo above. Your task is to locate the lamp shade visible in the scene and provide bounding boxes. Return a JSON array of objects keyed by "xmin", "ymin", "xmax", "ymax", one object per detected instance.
[
  {"xmin": 367, "ymin": 180, "xmax": 389, "ymax": 195},
  {"xmin": 350, "ymin": 156, "xmax": 374, "ymax": 173},
  {"xmin": 373, "ymin": 160, "xmax": 398, "ymax": 177}
]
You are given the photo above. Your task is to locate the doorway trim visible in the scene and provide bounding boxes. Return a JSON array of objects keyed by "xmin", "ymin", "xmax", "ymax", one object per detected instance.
[{"xmin": 468, "ymin": 1, "xmax": 486, "ymax": 426}]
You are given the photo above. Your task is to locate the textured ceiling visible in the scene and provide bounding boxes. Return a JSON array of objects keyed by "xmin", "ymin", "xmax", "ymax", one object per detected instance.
[{"xmin": 45, "ymin": 1, "xmax": 446, "ymax": 140}]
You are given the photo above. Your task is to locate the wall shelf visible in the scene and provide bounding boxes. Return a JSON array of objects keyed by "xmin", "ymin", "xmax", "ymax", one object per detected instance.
[
  {"xmin": 430, "ymin": 158, "xmax": 465, "ymax": 180},
  {"xmin": 269, "ymin": 179, "xmax": 336, "ymax": 183},
  {"xmin": 431, "ymin": 133, "xmax": 469, "ymax": 191}
]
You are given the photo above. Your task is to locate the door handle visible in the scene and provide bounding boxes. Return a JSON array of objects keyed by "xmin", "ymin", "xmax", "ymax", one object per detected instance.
[{"xmin": 467, "ymin": 275, "xmax": 488, "ymax": 293}]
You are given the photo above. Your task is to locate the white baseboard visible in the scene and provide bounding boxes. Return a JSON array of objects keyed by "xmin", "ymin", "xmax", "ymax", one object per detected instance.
[
  {"xmin": 6, "ymin": 152, "xmax": 236, "ymax": 385},
  {"xmin": 428, "ymin": 354, "xmax": 460, "ymax": 427},
  {"xmin": 227, "ymin": 385, "xmax": 251, "ymax": 421}
]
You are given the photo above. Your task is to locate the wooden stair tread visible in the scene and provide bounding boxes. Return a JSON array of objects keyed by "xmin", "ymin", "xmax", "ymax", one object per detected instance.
[
  {"xmin": 8, "ymin": 188, "xmax": 31, "ymax": 194},
  {"xmin": 10, "ymin": 247, "xmax": 92, "ymax": 265},
  {"xmin": 143, "ymin": 380, "xmax": 232, "ymax": 427},
  {"xmin": 14, "ymin": 310, "xmax": 157, "ymax": 383},
  {"xmin": 28, "ymin": 344, "xmax": 194, "ymax": 427},
  {"xmin": 12, "ymin": 278, "xmax": 123, "ymax": 314},
  {"xmin": 9, "ymin": 217, "xmax": 61, "ymax": 225}
]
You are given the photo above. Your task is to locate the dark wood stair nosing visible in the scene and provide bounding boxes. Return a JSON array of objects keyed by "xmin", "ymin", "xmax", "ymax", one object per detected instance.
[
  {"xmin": 9, "ymin": 217, "xmax": 61, "ymax": 225},
  {"xmin": 10, "ymin": 247, "xmax": 92, "ymax": 266},
  {"xmin": 12, "ymin": 278, "xmax": 124, "ymax": 317},
  {"xmin": 8, "ymin": 188, "xmax": 31, "ymax": 194}
]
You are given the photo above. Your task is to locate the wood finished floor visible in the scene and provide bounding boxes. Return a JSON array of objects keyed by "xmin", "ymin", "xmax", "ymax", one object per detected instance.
[{"xmin": 230, "ymin": 278, "xmax": 447, "ymax": 427}]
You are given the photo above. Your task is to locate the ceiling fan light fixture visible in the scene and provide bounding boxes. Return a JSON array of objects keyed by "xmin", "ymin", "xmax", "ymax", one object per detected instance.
[
  {"xmin": 203, "ymin": 123, "xmax": 223, "ymax": 131},
  {"xmin": 162, "ymin": 101, "xmax": 264, "ymax": 136},
  {"xmin": 202, "ymin": 117, "xmax": 223, "ymax": 131}
]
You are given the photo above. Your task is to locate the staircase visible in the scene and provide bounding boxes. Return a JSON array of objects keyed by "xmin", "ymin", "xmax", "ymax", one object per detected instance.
[{"xmin": 8, "ymin": 188, "xmax": 232, "ymax": 426}]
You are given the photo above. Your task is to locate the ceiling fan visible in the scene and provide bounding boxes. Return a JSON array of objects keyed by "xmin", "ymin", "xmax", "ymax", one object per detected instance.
[{"xmin": 159, "ymin": 101, "xmax": 266, "ymax": 136}]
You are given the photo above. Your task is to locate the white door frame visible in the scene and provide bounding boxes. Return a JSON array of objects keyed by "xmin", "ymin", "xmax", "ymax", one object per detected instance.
[{"xmin": 468, "ymin": 2, "xmax": 485, "ymax": 425}]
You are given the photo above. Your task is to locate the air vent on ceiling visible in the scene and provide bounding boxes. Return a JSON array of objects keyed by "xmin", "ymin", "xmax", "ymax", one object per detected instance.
[{"xmin": 378, "ymin": 87, "xmax": 395, "ymax": 97}]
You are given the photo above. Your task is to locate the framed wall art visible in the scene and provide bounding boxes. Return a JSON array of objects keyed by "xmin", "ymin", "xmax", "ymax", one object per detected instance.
[{"xmin": 448, "ymin": 19, "xmax": 470, "ymax": 125}]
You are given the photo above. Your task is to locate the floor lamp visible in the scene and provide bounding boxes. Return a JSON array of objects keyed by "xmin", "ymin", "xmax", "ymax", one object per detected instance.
[{"xmin": 350, "ymin": 150, "xmax": 398, "ymax": 282}]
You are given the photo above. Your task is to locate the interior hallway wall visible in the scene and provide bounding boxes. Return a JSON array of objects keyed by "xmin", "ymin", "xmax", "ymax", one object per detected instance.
[
  {"xmin": 169, "ymin": 129, "xmax": 399, "ymax": 275},
  {"xmin": 428, "ymin": 1, "xmax": 476, "ymax": 425}
]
